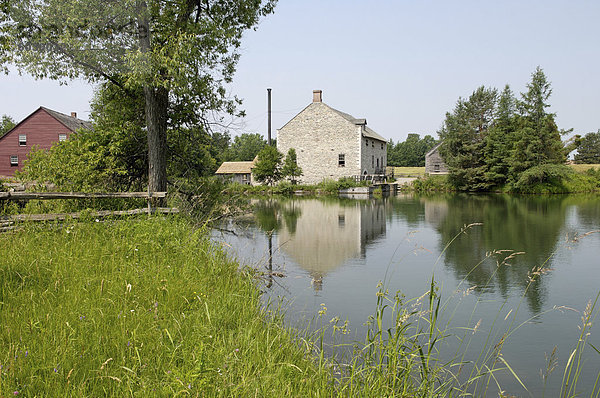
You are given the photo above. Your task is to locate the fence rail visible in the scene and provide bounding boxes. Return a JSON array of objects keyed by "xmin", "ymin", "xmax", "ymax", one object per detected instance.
[{"xmin": 0, "ymin": 191, "xmax": 167, "ymax": 200}]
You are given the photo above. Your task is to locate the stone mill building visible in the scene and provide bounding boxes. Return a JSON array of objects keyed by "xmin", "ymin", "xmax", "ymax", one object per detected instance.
[{"xmin": 276, "ymin": 90, "xmax": 387, "ymax": 184}]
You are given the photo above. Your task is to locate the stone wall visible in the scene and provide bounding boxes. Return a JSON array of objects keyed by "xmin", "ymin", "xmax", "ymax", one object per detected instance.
[
  {"xmin": 360, "ymin": 133, "xmax": 387, "ymax": 175},
  {"xmin": 277, "ymin": 103, "xmax": 362, "ymax": 184}
]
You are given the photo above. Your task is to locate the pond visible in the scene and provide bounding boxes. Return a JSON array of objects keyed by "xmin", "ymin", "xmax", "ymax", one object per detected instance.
[{"xmin": 212, "ymin": 193, "xmax": 600, "ymax": 396}]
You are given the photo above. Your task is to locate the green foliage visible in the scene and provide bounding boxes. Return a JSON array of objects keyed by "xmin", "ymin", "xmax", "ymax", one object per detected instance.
[
  {"xmin": 17, "ymin": 130, "xmax": 132, "ymax": 192},
  {"xmin": 439, "ymin": 68, "xmax": 570, "ymax": 192},
  {"xmin": 574, "ymin": 131, "xmax": 600, "ymax": 164},
  {"xmin": 0, "ymin": 114, "xmax": 15, "ymax": 136},
  {"xmin": 0, "ymin": 217, "xmax": 336, "ymax": 396},
  {"xmin": 508, "ymin": 164, "xmax": 599, "ymax": 193},
  {"xmin": 224, "ymin": 133, "xmax": 267, "ymax": 162},
  {"xmin": 252, "ymin": 145, "xmax": 283, "ymax": 186},
  {"xmin": 439, "ymin": 86, "xmax": 498, "ymax": 191},
  {"xmin": 411, "ymin": 175, "xmax": 453, "ymax": 192},
  {"xmin": 388, "ymin": 134, "xmax": 437, "ymax": 167},
  {"xmin": 2, "ymin": 0, "xmax": 277, "ymax": 191},
  {"xmin": 281, "ymin": 148, "xmax": 303, "ymax": 183}
]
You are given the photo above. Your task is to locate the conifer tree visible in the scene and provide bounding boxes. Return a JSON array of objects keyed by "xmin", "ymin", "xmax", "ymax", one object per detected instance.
[
  {"xmin": 509, "ymin": 67, "xmax": 565, "ymax": 180},
  {"xmin": 484, "ymin": 85, "xmax": 516, "ymax": 187},
  {"xmin": 438, "ymin": 86, "xmax": 497, "ymax": 191}
]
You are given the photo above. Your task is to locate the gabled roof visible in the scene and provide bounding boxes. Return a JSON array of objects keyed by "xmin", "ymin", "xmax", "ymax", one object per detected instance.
[
  {"xmin": 425, "ymin": 142, "xmax": 443, "ymax": 157},
  {"xmin": 328, "ymin": 105, "xmax": 387, "ymax": 142},
  {"xmin": 278, "ymin": 100, "xmax": 387, "ymax": 143},
  {"xmin": 0, "ymin": 106, "xmax": 92, "ymax": 140},
  {"xmin": 215, "ymin": 161, "xmax": 255, "ymax": 174},
  {"xmin": 41, "ymin": 107, "xmax": 93, "ymax": 131}
]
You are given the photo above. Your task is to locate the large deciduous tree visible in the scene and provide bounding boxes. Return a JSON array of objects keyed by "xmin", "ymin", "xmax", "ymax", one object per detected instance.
[
  {"xmin": 225, "ymin": 133, "xmax": 267, "ymax": 161},
  {"xmin": 1, "ymin": 0, "xmax": 276, "ymax": 193}
]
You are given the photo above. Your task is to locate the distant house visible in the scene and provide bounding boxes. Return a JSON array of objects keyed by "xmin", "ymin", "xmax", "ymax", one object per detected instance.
[
  {"xmin": 277, "ymin": 90, "xmax": 387, "ymax": 184},
  {"xmin": 215, "ymin": 160, "xmax": 256, "ymax": 185},
  {"xmin": 425, "ymin": 142, "xmax": 449, "ymax": 174},
  {"xmin": 0, "ymin": 107, "xmax": 92, "ymax": 177}
]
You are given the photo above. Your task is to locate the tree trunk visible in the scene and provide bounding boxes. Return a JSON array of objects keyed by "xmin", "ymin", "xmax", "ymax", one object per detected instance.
[
  {"xmin": 144, "ymin": 85, "xmax": 168, "ymax": 194},
  {"xmin": 137, "ymin": 1, "xmax": 168, "ymax": 201}
]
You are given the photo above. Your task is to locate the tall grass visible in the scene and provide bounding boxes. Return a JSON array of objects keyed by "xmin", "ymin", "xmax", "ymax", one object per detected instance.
[
  {"xmin": 0, "ymin": 217, "xmax": 333, "ymax": 396},
  {"xmin": 1, "ymin": 217, "xmax": 598, "ymax": 396}
]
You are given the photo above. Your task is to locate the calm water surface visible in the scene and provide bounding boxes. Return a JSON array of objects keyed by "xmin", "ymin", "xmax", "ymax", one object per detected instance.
[{"xmin": 212, "ymin": 193, "xmax": 600, "ymax": 396}]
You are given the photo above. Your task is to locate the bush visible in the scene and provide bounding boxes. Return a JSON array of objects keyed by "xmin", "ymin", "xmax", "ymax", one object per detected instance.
[
  {"xmin": 412, "ymin": 175, "xmax": 453, "ymax": 192},
  {"xmin": 508, "ymin": 164, "xmax": 599, "ymax": 193}
]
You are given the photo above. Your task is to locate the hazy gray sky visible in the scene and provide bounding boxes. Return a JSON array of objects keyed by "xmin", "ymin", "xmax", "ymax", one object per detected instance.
[{"xmin": 1, "ymin": 0, "xmax": 598, "ymax": 143}]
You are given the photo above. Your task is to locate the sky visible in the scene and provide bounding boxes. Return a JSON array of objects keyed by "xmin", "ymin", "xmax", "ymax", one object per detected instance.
[{"xmin": 1, "ymin": 0, "xmax": 599, "ymax": 143}]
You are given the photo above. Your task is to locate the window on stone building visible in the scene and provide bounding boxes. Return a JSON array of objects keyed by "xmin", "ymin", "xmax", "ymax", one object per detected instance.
[
  {"xmin": 381, "ymin": 143, "xmax": 384, "ymax": 150},
  {"xmin": 376, "ymin": 158, "xmax": 379, "ymax": 168},
  {"xmin": 19, "ymin": 134, "xmax": 26, "ymax": 146},
  {"xmin": 434, "ymin": 164, "xmax": 440, "ymax": 172},
  {"xmin": 372, "ymin": 155, "xmax": 374, "ymax": 168},
  {"xmin": 338, "ymin": 154, "xmax": 345, "ymax": 167},
  {"xmin": 10, "ymin": 155, "xmax": 18, "ymax": 166}
]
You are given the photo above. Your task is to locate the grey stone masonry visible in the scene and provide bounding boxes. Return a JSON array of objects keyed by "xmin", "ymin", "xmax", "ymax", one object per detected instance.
[{"xmin": 276, "ymin": 91, "xmax": 387, "ymax": 184}]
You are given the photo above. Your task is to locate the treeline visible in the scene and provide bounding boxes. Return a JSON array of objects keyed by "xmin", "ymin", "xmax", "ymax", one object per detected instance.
[
  {"xmin": 437, "ymin": 67, "xmax": 599, "ymax": 193},
  {"xmin": 387, "ymin": 133, "xmax": 437, "ymax": 167}
]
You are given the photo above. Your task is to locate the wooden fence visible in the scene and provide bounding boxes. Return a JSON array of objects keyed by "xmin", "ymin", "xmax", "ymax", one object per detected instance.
[{"xmin": 1, "ymin": 191, "xmax": 176, "ymax": 230}]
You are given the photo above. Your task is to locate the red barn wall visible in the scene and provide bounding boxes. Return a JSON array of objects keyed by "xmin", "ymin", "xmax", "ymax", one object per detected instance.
[{"xmin": 0, "ymin": 109, "xmax": 72, "ymax": 177}]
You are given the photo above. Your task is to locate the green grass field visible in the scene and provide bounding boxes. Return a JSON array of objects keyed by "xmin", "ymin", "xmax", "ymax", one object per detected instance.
[
  {"xmin": 569, "ymin": 163, "xmax": 600, "ymax": 172},
  {"xmin": 388, "ymin": 166, "xmax": 426, "ymax": 177},
  {"xmin": 0, "ymin": 217, "xmax": 334, "ymax": 396}
]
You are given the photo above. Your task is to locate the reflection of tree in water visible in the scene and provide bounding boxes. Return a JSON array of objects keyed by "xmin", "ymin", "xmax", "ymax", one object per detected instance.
[
  {"xmin": 430, "ymin": 194, "xmax": 568, "ymax": 315},
  {"xmin": 566, "ymin": 194, "xmax": 600, "ymax": 231},
  {"xmin": 386, "ymin": 193, "xmax": 427, "ymax": 227}
]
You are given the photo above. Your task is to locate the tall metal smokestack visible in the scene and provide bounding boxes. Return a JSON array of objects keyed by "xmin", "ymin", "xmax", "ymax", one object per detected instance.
[{"xmin": 267, "ymin": 88, "xmax": 272, "ymax": 146}]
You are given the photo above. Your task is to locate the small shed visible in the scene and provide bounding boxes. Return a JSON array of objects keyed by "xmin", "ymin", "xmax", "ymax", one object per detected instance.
[
  {"xmin": 215, "ymin": 161, "xmax": 256, "ymax": 185},
  {"xmin": 425, "ymin": 142, "xmax": 449, "ymax": 174}
]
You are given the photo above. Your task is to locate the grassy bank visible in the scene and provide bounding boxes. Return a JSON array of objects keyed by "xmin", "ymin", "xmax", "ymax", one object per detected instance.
[
  {"xmin": 0, "ymin": 217, "xmax": 333, "ymax": 396},
  {"xmin": 2, "ymin": 217, "xmax": 598, "ymax": 396}
]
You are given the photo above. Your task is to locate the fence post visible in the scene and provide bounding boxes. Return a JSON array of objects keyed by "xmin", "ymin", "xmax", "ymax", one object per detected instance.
[{"xmin": 147, "ymin": 187, "xmax": 152, "ymax": 216}]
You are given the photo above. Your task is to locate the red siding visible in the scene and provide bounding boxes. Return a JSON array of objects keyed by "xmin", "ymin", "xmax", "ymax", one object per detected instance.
[{"xmin": 0, "ymin": 109, "xmax": 72, "ymax": 177}]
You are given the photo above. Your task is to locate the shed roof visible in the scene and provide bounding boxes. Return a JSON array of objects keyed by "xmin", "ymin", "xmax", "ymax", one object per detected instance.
[{"xmin": 215, "ymin": 161, "xmax": 255, "ymax": 174}]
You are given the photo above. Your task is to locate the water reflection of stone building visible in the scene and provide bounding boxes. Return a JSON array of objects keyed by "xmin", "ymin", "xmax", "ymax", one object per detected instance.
[{"xmin": 277, "ymin": 199, "xmax": 386, "ymax": 291}]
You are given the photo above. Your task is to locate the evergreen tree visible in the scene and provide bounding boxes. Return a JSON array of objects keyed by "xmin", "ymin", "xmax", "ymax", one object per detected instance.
[
  {"xmin": 574, "ymin": 131, "xmax": 600, "ymax": 164},
  {"xmin": 484, "ymin": 85, "xmax": 516, "ymax": 187},
  {"xmin": 438, "ymin": 86, "xmax": 497, "ymax": 191},
  {"xmin": 281, "ymin": 148, "xmax": 303, "ymax": 184},
  {"xmin": 253, "ymin": 145, "xmax": 283, "ymax": 186},
  {"xmin": 509, "ymin": 67, "xmax": 565, "ymax": 181}
]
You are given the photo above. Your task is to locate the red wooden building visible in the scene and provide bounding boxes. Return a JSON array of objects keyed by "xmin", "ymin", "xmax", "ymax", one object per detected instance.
[{"xmin": 0, "ymin": 107, "xmax": 92, "ymax": 177}]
